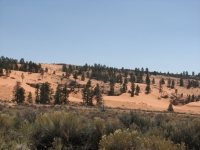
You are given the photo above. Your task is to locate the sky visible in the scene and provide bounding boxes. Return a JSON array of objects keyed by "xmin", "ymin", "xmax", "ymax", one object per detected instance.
[{"xmin": 0, "ymin": 0, "xmax": 200, "ymax": 74}]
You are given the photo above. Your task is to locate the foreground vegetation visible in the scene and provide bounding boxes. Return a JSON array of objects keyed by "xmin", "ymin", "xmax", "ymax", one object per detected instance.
[
  {"xmin": 0, "ymin": 104, "xmax": 200, "ymax": 150},
  {"xmin": 1, "ymin": 56, "xmax": 200, "ymax": 149}
]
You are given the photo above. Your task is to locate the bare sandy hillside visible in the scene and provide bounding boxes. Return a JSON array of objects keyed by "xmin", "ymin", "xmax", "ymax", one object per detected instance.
[{"xmin": 0, "ymin": 64, "xmax": 200, "ymax": 114}]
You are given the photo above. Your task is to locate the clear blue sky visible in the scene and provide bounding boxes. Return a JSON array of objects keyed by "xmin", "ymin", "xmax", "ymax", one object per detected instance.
[{"xmin": 0, "ymin": 0, "xmax": 200, "ymax": 74}]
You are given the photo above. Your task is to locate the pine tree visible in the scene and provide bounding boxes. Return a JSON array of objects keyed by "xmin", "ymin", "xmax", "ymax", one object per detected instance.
[
  {"xmin": 191, "ymin": 94, "xmax": 195, "ymax": 102},
  {"xmin": 110, "ymin": 77, "xmax": 115, "ymax": 86},
  {"xmin": 45, "ymin": 67, "xmax": 48, "ymax": 73},
  {"xmin": 187, "ymin": 95, "xmax": 191, "ymax": 103},
  {"xmin": 109, "ymin": 84, "xmax": 115, "ymax": 96},
  {"xmin": 167, "ymin": 103, "xmax": 174, "ymax": 112},
  {"xmin": 135, "ymin": 85, "xmax": 140, "ymax": 95},
  {"xmin": 129, "ymin": 74, "xmax": 135, "ymax": 83},
  {"xmin": 35, "ymin": 84, "xmax": 40, "ymax": 104},
  {"xmin": 86, "ymin": 79, "xmax": 91, "ymax": 88},
  {"xmin": 152, "ymin": 78, "xmax": 155, "ymax": 84},
  {"xmin": 87, "ymin": 88, "xmax": 94, "ymax": 106},
  {"xmin": 54, "ymin": 84, "xmax": 62, "ymax": 104},
  {"xmin": 159, "ymin": 80, "xmax": 163, "ymax": 96},
  {"xmin": 161, "ymin": 78, "xmax": 165, "ymax": 84},
  {"xmin": 86, "ymin": 71, "xmax": 90, "ymax": 78},
  {"xmin": 27, "ymin": 92, "xmax": 33, "ymax": 103},
  {"xmin": 66, "ymin": 71, "xmax": 70, "ymax": 78},
  {"xmin": 120, "ymin": 74, "xmax": 123, "ymax": 84},
  {"xmin": 19, "ymin": 58, "xmax": 25, "ymax": 64},
  {"xmin": 136, "ymin": 73, "xmax": 143, "ymax": 83},
  {"xmin": 122, "ymin": 82, "xmax": 127, "ymax": 93},
  {"xmin": 73, "ymin": 71, "xmax": 78, "ymax": 82},
  {"xmin": 62, "ymin": 64, "xmax": 67, "ymax": 72},
  {"xmin": 145, "ymin": 84, "xmax": 151, "ymax": 94},
  {"xmin": 12, "ymin": 81, "xmax": 25, "ymax": 103},
  {"xmin": 180, "ymin": 78, "xmax": 184, "ymax": 86},
  {"xmin": 171, "ymin": 80, "xmax": 175, "ymax": 89},
  {"xmin": 94, "ymin": 84, "xmax": 103, "ymax": 106},
  {"xmin": 145, "ymin": 68, "xmax": 149, "ymax": 74},
  {"xmin": 40, "ymin": 69, "xmax": 44, "ymax": 79},
  {"xmin": 167, "ymin": 78, "xmax": 171, "ymax": 87},
  {"xmin": 187, "ymin": 80, "xmax": 191, "ymax": 89},
  {"xmin": 6, "ymin": 69, "xmax": 10, "ymax": 77},
  {"xmin": 62, "ymin": 84, "xmax": 69, "ymax": 104},
  {"xmin": 81, "ymin": 72, "xmax": 85, "ymax": 81},
  {"xmin": 145, "ymin": 75, "xmax": 150, "ymax": 85},
  {"xmin": 82, "ymin": 86, "xmax": 94, "ymax": 106},
  {"xmin": 131, "ymin": 82, "xmax": 135, "ymax": 97},
  {"xmin": 124, "ymin": 77, "xmax": 128, "ymax": 84},
  {"xmin": 21, "ymin": 73, "xmax": 25, "ymax": 83},
  {"xmin": 175, "ymin": 89, "xmax": 178, "ymax": 95},
  {"xmin": 40, "ymin": 82, "xmax": 52, "ymax": 104},
  {"xmin": 0, "ymin": 67, "xmax": 3, "ymax": 76},
  {"xmin": 82, "ymin": 86, "xmax": 87, "ymax": 105}
]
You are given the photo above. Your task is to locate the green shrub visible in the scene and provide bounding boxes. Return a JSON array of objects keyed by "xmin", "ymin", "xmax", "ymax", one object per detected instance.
[
  {"xmin": 99, "ymin": 129, "xmax": 185, "ymax": 150},
  {"xmin": 0, "ymin": 113, "xmax": 13, "ymax": 129},
  {"xmin": 32, "ymin": 111, "xmax": 105, "ymax": 149},
  {"xmin": 99, "ymin": 129, "xmax": 139, "ymax": 150}
]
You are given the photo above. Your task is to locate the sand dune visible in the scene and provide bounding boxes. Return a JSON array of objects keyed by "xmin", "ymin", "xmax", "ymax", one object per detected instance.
[{"xmin": 0, "ymin": 64, "xmax": 199, "ymax": 114}]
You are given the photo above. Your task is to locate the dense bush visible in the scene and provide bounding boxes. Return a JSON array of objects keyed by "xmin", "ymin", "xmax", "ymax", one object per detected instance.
[
  {"xmin": 99, "ymin": 129, "xmax": 185, "ymax": 150},
  {"xmin": 0, "ymin": 107, "xmax": 200, "ymax": 150}
]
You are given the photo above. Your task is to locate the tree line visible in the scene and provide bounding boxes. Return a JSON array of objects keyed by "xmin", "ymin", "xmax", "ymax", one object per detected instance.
[
  {"xmin": 0, "ymin": 56, "xmax": 42, "ymax": 75},
  {"xmin": 12, "ymin": 80, "xmax": 104, "ymax": 106}
]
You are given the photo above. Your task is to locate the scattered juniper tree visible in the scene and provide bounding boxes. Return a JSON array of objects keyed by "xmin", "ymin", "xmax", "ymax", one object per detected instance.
[
  {"xmin": 39, "ymin": 82, "xmax": 53, "ymax": 104},
  {"xmin": 135, "ymin": 85, "xmax": 140, "ymax": 95},
  {"xmin": 145, "ymin": 68, "xmax": 149, "ymax": 74},
  {"xmin": 108, "ymin": 84, "xmax": 115, "ymax": 96},
  {"xmin": 62, "ymin": 64, "xmax": 67, "ymax": 72},
  {"xmin": 73, "ymin": 71, "xmax": 78, "ymax": 83},
  {"xmin": 145, "ymin": 84, "xmax": 151, "ymax": 94},
  {"xmin": 45, "ymin": 67, "xmax": 48, "ymax": 73},
  {"xmin": 180, "ymin": 78, "xmax": 184, "ymax": 86},
  {"xmin": 167, "ymin": 103, "xmax": 174, "ymax": 112},
  {"xmin": 27, "ymin": 92, "xmax": 33, "ymax": 103},
  {"xmin": 94, "ymin": 84, "xmax": 103, "ymax": 106},
  {"xmin": 171, "ymin": 79, "xmax": 175, "ymax": 89},
  {"xmin": 191, "ymin": 94, "xmax": 195, "ymax": 102},
  {"xmin": 86, "ymin": 79, "xmax": 91, "ymax": 88},
  {"xmin": 62, "ymin": 84, "xmax": 69, "ymax": 104},
  {"xmin": 124, "ymin": 77, "xmax": 128, "ymax": 84},
  {"xmin": 175, "ymin": 89, "xmax": 178, "ymax": 96},
  {"xmin": 82, "ymin": 85, "xmax": 94, "ymax": 106},
  {"xmin": 21, "ymin": 73, "xmax": 25, "ymax": 83},
  {"xmin": 86, "ymin": 71, "xmax": 90, "ymax": 78},
  {"xmin": 167, "ymin": 78, "xmax": 171, "ymax": 87},
  {"xmin": 40, "ymin": 69, "xmax": 44, "ymax": 79},
  {"xmin": 6, "ymin": 69, "xmax": 10, "ymax": 77},
  {"xmin": 12, "ymin": 81, "xmax": 25, "ymax": 103},
  {"xmin": 108, "ymin": 78, "xmax": 115, "ymax": 96},
  {"xmin": 66, "ymin": 71, "xmax": 70, "ymax": 79},
  {"xmin": 129, "ymin": 73, "xmax": 135, "ymax": 83},
  {"xmin": 60, "ymin": 77, "xmax": 63, "ymax": 84},
  {"xmin": 131, "ymin": 82, "xmax": 135, "ymax": 97},
  {"xmin": 161, "ymin": 78, "xmax": 165, "ymax": 84},
  {"xmin": 81, "ymin": 72, "xmax": 85, "ymax": 81},
  {"xmin": 152, "ymin": 78, "xmax": 155, "ymax": 84},
  {"xmin": 145, "ymin": 75, "xmax": 150, "ymax": 85},
  {"xmin": 0, "ymin": 67, "xmax": 3, "ymax": 76},
  {"xmin": 122, "ymin": 82, "xmax": 127, "ymax": 93},
  {"xmin": 54, "ymin": 84, "xmax": 62, "ymax": 105},
  {"xmin": 35, "ymin": 84, "xmax": 40, "ymax": 104}
]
